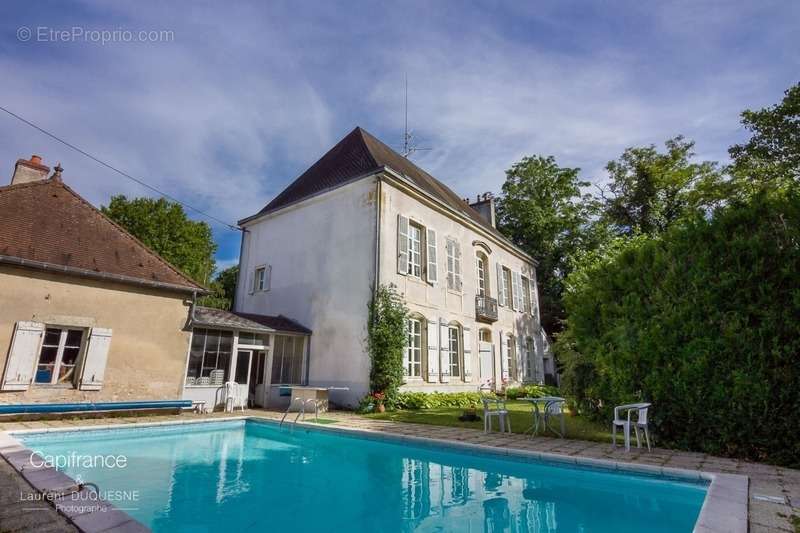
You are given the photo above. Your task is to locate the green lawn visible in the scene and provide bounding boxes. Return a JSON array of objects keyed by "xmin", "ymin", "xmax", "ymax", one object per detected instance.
[{"xmin": 363, "ymin": 400, "xmax": 613, "ymax": 443}]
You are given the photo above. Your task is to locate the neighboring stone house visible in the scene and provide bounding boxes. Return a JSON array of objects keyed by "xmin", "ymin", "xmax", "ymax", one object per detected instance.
[
  {"xmin": 0, "ymin": 155, "xmax": 206, "ymax": 403},
  {"xmin": 236, "ymin": 127, "xmax": 551, "ymax": 406}
]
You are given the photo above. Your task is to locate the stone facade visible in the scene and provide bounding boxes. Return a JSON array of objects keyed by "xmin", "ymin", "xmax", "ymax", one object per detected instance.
[{"xmin": 0, "ymin": 265, "xmax": 191, "ymax": 404}]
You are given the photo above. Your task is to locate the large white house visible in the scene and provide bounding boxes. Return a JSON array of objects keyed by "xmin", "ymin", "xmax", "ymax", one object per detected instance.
[{"xmin": 235, "ymin": 127, "xmax": 553, "ymax": 407}]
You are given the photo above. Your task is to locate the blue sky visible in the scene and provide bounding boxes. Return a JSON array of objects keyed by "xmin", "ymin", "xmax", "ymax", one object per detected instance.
[{"xmin": 1, "ymin": 1, "xmax": 798, "ymax": 271}]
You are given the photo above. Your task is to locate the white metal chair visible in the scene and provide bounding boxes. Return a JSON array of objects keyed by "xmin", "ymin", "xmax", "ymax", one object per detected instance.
[
  {"xmin": 223, "ymin": 382, "xmax": 246, "ymax": 413},
  {"xmin": 612, "ymin": 403, "xmax": 652, "ymax": 451},
  {"xmin": 481, "ymin": 397, "xmax": 511, "ymax": 434}
]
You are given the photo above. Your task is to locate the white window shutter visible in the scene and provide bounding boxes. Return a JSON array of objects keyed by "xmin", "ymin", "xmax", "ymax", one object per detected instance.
[
  {"xmin": 265, "ymin": 265, "xmax": 272, "ymax": 291},
  {"xmin": 79, "ymin": 328, "xmax": 112, "ymax": 391},
  {"xmin": 398, "ymin": 214, "xmax": 409, "ymax": 275},
  {"xmin": 426, "ymin": 319, "xmax": 439, "ymax": 382},
  {"xmin": 496, "ymin": 263, "xmax": 505, "ymax": 306},
  {"xmin": 454, "ymin": 241, "xmax": 462, "ymax": 291},
  {"xmin": 462, "ymin": 327, "xmax": 472, "ymax": 380},
  {"xmin": 402, "ymin": 319, "xmax": 410, "ymax": 377},
  {"xmin": 499, "ymin": 331, "xmax": 509, "ymax": 381},
  {"xmin": 445, "ymin": 240, "xmax": 454, "ymax": 290},
  {"xmin": 439, "ymin": 321, "xmax": 450, "ymax": 383},
  {"xmin": 1, "ymin": 321, "xmax": 43, "ymax": 391},
  {"xmin": 511, "ymin": 272, "xmax": 521, "ymax": 311},
  {"xmin": 426, "ymin": 229, "xmax": 438, "ymax": 284}
]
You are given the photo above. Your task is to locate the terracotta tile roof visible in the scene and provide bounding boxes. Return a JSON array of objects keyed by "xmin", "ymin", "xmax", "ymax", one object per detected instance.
[
  {"xmin": 0, "ymin": 178, "xmax": 203, "ymax": 292},
  {"xmin": 193, "ymin": 306, "xmax": 311, "ymax": 334},
  {"xmin": 243, "ymin": 127, "xmax": 510, "ymax": 244}
]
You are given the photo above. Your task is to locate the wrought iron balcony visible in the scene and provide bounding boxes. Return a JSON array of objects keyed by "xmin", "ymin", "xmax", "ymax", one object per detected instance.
[{"xmin": 475, "ymin": 295, "xmax": 498, "ymax": 323}]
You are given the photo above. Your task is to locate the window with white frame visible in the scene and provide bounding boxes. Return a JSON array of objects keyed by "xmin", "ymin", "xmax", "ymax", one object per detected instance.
[
  {"xmin": 476, "ymin": 254, "xmax": 488, "ymax": 297},
  {"xmin": 34, "ymin": 327, "xmax": 84, "ymax": 385},
  {"xmin": 522, "ymin": 276, "xmax": 532, "ymax": 314},
  {"xmin": 271, "ymin": 335, "xmax": 304, "ymax": 384},
  {"xmin": 525, "ymin": 337, "xmax": 535, "ymax": 379},
  {"xmin": 505, "ymin": 334, "xmax": 516, "ymax": 380},
  {"xmin": 186, "ymin": 329, "xmax": 233, "ymax": 384},
  {"xmin": 448, "ymin": 325, "xmax": 461, "ymax": 378},
  {"xmin": 502, "ymin": 267, "xmax": 512, "ymax": 307},
  {"xmin": 407, "ymin": 223, "xmax": 423, "ymax": 278},
  {"xmin": 446, "ymin": 239, "xmax": 462, "ymax": 291},
  {"xmin": 253, "ymin": 265, "xmax": 271, "ymax": 292},
  {"xmin": 405, "ymin": 318, "xmax": 423, "ymax": 377}
]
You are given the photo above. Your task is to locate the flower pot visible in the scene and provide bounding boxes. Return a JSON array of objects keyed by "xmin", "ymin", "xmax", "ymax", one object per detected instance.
[{"xmin": 376, "ymin": 403, "xmax": 386, "ymax": 413}]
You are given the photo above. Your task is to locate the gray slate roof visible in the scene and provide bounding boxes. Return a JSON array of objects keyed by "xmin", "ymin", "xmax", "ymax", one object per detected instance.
[{"xmin": 192, "ymin": 306, "xmax": 311, "ymax": 334}]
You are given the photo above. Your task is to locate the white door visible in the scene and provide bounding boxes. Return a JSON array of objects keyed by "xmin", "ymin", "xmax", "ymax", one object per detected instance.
[{"xmin": 478, "ymin": 341, "xmax": 494, "ymax": 389}]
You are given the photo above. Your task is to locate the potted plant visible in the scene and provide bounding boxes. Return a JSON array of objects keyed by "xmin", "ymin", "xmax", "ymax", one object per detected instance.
[{"xmin": 371, "ymin": 391, "xmax": 386, "ymax": 413}]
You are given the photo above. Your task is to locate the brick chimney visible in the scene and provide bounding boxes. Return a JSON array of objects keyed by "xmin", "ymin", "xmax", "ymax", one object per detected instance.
[
  {"xmin": 469, "ymin": 192, "xmax": 496, "ymax": 228},
  {"xmin": 11, "ymin": 155, "xmax": 50, "ymax": 185}
]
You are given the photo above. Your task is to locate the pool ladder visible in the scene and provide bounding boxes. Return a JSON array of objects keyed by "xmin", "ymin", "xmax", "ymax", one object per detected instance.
[{"xmin": 279, "ymin": 397, "xmax": 320, "ymax": 428}]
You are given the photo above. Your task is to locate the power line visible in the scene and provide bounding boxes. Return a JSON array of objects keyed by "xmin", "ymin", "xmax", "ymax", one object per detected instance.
[{"xmin": 0, "ymin": 105, "xmax": 241, "ymax": 231}]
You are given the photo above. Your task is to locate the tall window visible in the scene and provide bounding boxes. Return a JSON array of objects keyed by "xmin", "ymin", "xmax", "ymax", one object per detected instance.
[
  {"xmin": 505, "ymin": 335, "xmax": 515, "ymax": 380},
  {"xmin": 35, "ymin": 328, "xmax": 84, "ymax": 385},
  {"xmin": 187, "ymin": 329, "xmax": 233, "ymax": 384},
  {"xmin": 476, "ymin": 254, "xmax": 487, "ymax": 297},
  {"xmin": 525, "ymin": 337, "xmax": 535, "ymax": 379},
  {"xmin": 406, "ymin": 318, "xmax": 423, "ymax": 377},
  {"xmin": 522, "ymin": 276, "xmax": 532, "ymax": 314},
  {"xmin": 502, "ymin": 267, "xmax": 512, "ymax": 307},
  {"xmin": 448, "ymin": 326, "xmax": 461, "ymax": 378},
  {"xmin": 446, "ymin": 239, "xmax": 462, "ymax": 291},
  {"xmin": 478, "ymin": 329, "xmax": 492, "ymax": 343},
  {"xmin": 272, "ymin": 335, "xmax": 304, "ymax": 384},
  {"xmin": 407, "ymin": 223, "xmax": 423, "ymax": 278}
]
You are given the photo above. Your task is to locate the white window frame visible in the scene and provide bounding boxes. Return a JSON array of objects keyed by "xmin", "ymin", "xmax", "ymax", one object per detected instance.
[
  {"xmin": 525, "ymin": 337, "xmax": 535, "ymax": 380},
  {"xmin": 522, "ymin": 276, "xmax": 532, "ymax": 314},
  {"xmin": 407, "ymin": 223, "xmax": 423, "ymax": 279},
  {"xmin": 447, "ymin": 325, "xmax": 461, "ymax": 378},
  {"xmin": 476, "ymin": 255, "xmax": 487, "ymax": 297},
  {"xmin": 406, "ymin": 318, "xmax": 423, "ymax": 378},
  {"xmin": 254, "ymin": 265, "xmax": 271, "ymax": 292},
  {"xmin": 502, "ymin": 267, "xmax": 512, "ymax": 308},
  {"xmin": 34, "ymin": 327, "xmax": 85, "ymax": 386},
  {"xmin": 446, "ymin": 238, "xmax": 462, "ymax": 291}
]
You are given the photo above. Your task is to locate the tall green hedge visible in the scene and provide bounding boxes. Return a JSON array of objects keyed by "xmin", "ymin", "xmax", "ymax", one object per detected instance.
[{"xmin": 558, "ymin": 189, "xmax": 800, "ymax": 466}]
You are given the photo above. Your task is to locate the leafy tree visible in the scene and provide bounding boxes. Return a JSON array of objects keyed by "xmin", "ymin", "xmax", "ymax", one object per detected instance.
[
  {"xmin": 602, "ymin": 136, "xmax": 725, "ymax": 236},
  {"xmin": 366, "ymin": 284, "xmax": 408, "ymax": 407},
  {"xmin": 102, "ymin": 195, "xmax": 217, "ymax": 284},
  {"xmin": 198, "ymin": 266, "xmax": 239, "ymax": 310},
  {"xmin": 729, "ymin": 82, "xmax": 800, "ymax": 190},
  {"xmin": 557, "ymin": 190, "xmax": 800, "ymax": 466},
  {"xmin": 496, "ymin": 156, "xmax": 600, "ymax": 332}
]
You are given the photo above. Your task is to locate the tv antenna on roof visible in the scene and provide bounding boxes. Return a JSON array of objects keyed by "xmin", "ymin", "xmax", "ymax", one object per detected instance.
[{"xmin": 401, "ymin": 74, "xmax": 431, "ymax": 158}]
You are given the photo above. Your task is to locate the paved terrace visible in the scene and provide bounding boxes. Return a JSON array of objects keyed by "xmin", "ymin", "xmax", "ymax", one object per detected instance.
[{"xmin": 1, "ymin": 409, "xmax": 798, "ymax": 532}]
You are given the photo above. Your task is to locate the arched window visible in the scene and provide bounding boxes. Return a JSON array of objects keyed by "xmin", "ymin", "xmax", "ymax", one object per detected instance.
[
  {"xmin": 475, "ymin": 252, "xmax": 490, "ymax": 297},
  {"xmin": 447, "ymin": 322, "xmax": 462, "ymax": 378},
  {"xmin": 404, "ymin": 315, "xmax": 426, "ymax": 378}
]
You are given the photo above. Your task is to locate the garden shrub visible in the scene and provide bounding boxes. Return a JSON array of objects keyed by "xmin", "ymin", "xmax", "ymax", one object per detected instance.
[
  {"xmin": 366, "ymin": 284, "xmax": 408, "ymax": 408},
  {"xmin": 558, "ymin": 189, "xmax": 800, "ymax": 466},
  {"xmin": 504, "ymin": 384, "xmax": 560, "ymax": 400},
  {"xmin": 395, "ymin": 391, "xmax": 496, "ymax": 410}
]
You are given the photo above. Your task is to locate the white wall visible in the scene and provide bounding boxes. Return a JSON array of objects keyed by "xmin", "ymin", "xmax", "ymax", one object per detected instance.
[
  {"xmin": 236, "ymin": 178, "xmax": 379, "ymax": 406},
  {"xmin": 379, "ymin": 181, "xmax": 544, "ymax": 392}
]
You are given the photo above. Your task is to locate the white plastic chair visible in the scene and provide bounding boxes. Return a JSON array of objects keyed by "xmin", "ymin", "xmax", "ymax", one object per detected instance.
[
  {"xmin": 612, "ymin": 403, "xmax": 652, "ymax": 451},
  {"xmin": 223, "ymin": 382, "xmax": 246, "ymax": 413},
  {"xmin": 482, "ymin": 397, "xmax": 511, "ymax": 434}
]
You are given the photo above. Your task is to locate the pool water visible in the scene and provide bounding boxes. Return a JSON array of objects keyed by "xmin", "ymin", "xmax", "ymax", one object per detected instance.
[{"xmin": 20, "ymin": 420, "xmax": 707, "ymax": 532}]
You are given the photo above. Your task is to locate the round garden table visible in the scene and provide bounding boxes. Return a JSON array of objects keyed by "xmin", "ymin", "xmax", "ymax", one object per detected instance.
[{"xmin": 520, "ymin": 396, "xmax": 566, "ymax": 438}]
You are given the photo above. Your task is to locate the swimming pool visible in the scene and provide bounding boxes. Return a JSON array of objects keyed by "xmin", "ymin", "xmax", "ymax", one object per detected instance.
[{"xmin": 18, "ymin": 419, "xmax": 707, "ymax": 532}]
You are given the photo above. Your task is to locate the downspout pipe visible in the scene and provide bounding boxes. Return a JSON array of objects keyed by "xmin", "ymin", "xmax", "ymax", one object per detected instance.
[{"xmin": 374, "ymin": 176, "xmax": 382, "ymax": 294}]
